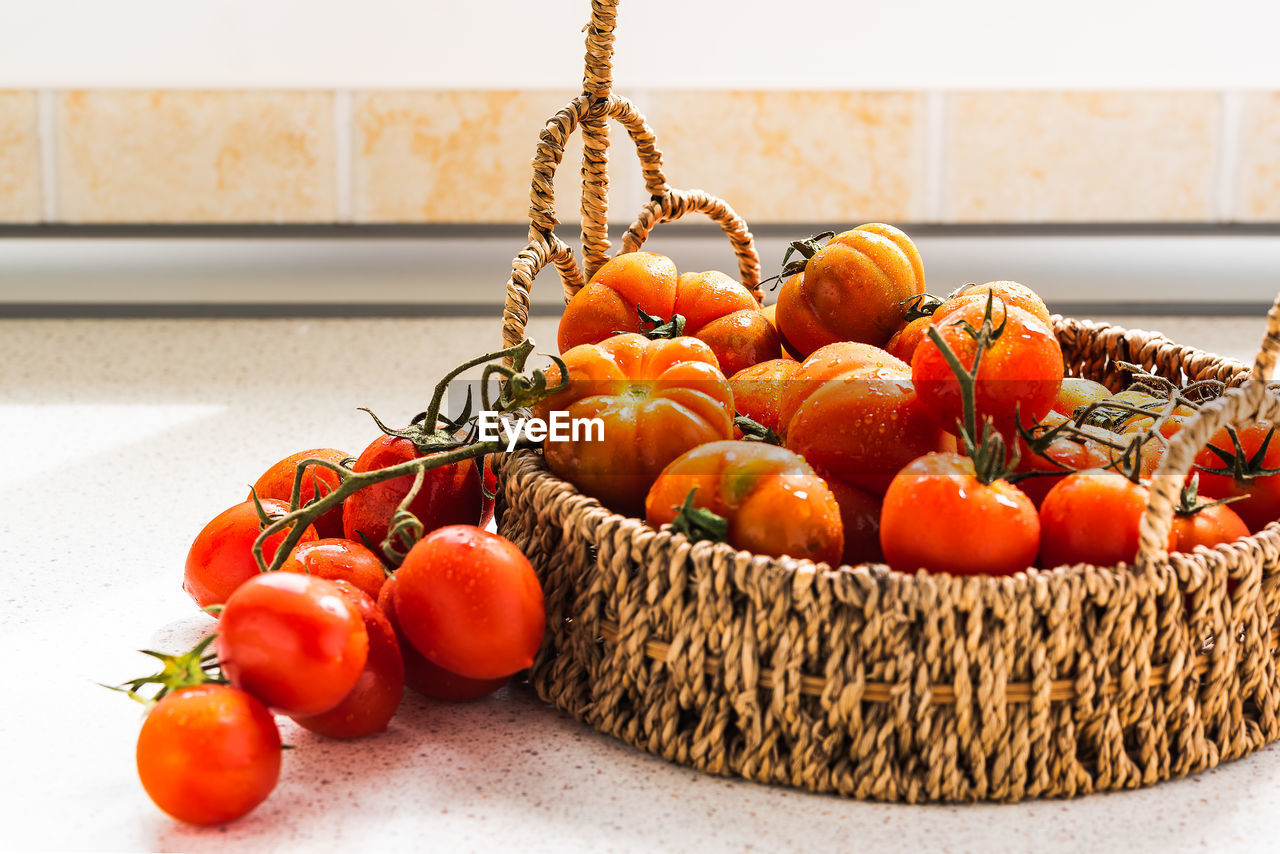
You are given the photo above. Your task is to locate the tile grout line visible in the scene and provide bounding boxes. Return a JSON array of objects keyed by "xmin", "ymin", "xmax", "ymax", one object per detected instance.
[
  {"xmin": 924, "ymin": 90, "xmax": 946, "ymax": 224},
  {"xmin": 334, "ymin": 90, "xmax": 353, "ymax": 224},
  {"xmin": 1216, "ymin": 90, "xmax": 1243, "ymax": 224},
  {"xmin": 37, "ymin": 90, "xmax": 58, "ymax": 223}
]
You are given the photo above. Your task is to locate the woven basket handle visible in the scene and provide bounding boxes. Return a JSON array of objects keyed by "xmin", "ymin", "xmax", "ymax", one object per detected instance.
[
  {"xmin": 1136, "ymin": 295, "xmax": 1280, "ymax": 568},
  {"xmin": 500, "ymin": 0, "xmax": 761, "ymax": 355}
]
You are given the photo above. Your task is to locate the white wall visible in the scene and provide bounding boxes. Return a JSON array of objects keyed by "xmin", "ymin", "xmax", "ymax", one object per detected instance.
[{"xmin": 4, "ymin": 0, "xmax": 1280, "ymax": 90}]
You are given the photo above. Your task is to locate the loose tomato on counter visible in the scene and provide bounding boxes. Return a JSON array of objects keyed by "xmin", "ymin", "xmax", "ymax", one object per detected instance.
[
  {"xmin": 645, "ymin": 440, "xmax": 844, "ymax": 565},
  {"xmin": 217, "ymin": 573, "xmax": 369, "ymax": 717},
  {"xmin": 534, "ymin": 333, "xmax": 736, "ymax": 516},
  {"xmin": 558, "ymin": 254, "xmax": 779, "ymax": 377},
  {"xmin": 184, "ymin": 498, "xmax": 319, "ymax": 609},
  {"xmin": 343, "ymin": 431, "xmax": 485, "ymax": 555},
  {"xmin": 777, "ymin": 341, "xmax": 952, "ymax": 496},
  {"xmin": 880, "ymin": 451, "xmax": 1040, "ymax": 576},
  {"xmin": 291, "ymin": 580, "xmax": 404, "ymax": 739},
  {"xmin": 774, "ymin": 223, "xmax": 925, "ymax": 357},
  {"xmin": 136, "ymin": 684, "xmax": 281, "ymax": 826},
  {"xmin": 394, "ymin": 525, "xmax": 546, "ymax": 681},
  {"xmin": 278, "ymin": 537, "xmax": 389, "ymax": 601},
  {"xmin": 377, "ymin": 575, "xmax": 510, "ymax": 701},
  {"xmin": 251, "ymin": 448, "xmax": 350, "ymax": 539}
]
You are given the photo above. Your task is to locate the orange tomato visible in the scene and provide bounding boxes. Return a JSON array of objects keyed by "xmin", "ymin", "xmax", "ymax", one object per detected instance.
[
  {"xmin": 947, "ymin": 281, "xmax": 1052, "ymax": 328},
  {"xmin": 645, "ymin": 441, "xmax": 844, "ymax": 564},
  {"xmin": 534, "ymin": 334, "xmax": 736, "ymax": 516},
  {"xmin": 1050, "ymin": 377, "xmax": 1112, "ymax": 418},
  {"xmin": 774, "ymin": 224, "xmax": 925, "ymax": 357},
  {"xmin": 778, "ymin": 342, "xmax": 953, "ymax": 495},
  {"xmin": 728, "ymin": 359, "xmax": 800, "ymax": 438},
  {"xmin": 251, "ymin": 448, "xmax": 349, "ymax": 539},
  {"xmin": 885, "ymin": 316, "xmax": 932, "ymax": 364}
]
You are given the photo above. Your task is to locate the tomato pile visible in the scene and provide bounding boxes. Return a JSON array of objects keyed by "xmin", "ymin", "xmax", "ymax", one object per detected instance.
[
  {"xmin": 114, "ymin": 343, "xmax": 557, "ymax": 826},
  {"xmin": 547, "ymin": 225, "xmax": 1272, "ymax": 573}
]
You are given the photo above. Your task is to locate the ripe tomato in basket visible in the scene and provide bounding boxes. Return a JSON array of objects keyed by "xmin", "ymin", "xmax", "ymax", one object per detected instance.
[
  {"xmin": 778, "ymin": 341, "xmax": 953, "ymax": 496},
  {"xmin": 1192, "ymin": 420, "xmax": 1280, "ymax": 532},
  {"xmin": 774, "ymin": 223, "xmax": 925, "ymax": 356},
  {"xmin": 728, "ymin": 358, "xmax": 799, "ymax": 439},
  {"xmin": 558, "ymin": 254, "xmax": 779, "ymax": 378},
  {"xmin": 342, "ymin": 433, "xmax": 485, "ymax": 555},
  {"xmin": 645, "ymin": 440, "xmax": 844, "ymax": 565},
  {"xmin": 880, "ymin": 451, "xmax": 1039, "ymax": 576},
  {"xmin": 1038, "ymin": 470, "xmax": 1176, "ymax": 567},
  {"xmin": 912, "ymin": 297, "xmax": 1064, "ymax": 438},
  {"xmin": 534, "ymin": 332, "xmax": 736, "ymax": 517}
]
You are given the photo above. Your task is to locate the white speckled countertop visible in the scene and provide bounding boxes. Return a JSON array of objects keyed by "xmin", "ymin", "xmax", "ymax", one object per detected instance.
[{"xmin": 3, "ymin": 313, "xmax": 1277, "ymax": 853}]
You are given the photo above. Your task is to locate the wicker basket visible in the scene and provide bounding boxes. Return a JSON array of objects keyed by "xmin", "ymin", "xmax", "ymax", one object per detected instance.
[{"xmin": 493, "ymin": 0, "xmax": 1280, "ymax": 802}]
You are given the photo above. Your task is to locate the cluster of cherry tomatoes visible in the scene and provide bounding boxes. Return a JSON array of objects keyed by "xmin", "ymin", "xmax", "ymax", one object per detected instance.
[
  {"xmin": 539, "ymin": 223, "xmax": 1277, "ymax": 576},
  {"xmin": 124, "ymin": 423, "xmax": 546, "ymax": 826}
]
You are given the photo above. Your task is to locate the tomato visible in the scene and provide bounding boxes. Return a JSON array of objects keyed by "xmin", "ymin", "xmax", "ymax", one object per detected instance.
[
  {"xmin": 394, "ymin": 525, "xmax": 545, "ymax": 681},
  {"xmin": 728, "ymin": 359, "xmax": 800, "ymax": 438},
  {"xmin": 1013, "ymin": 424, "xmax": 1118, "ymax": 507},
  {"xmin": 342, "ymin": 433, "xmax": 484, "ymax": 553},
  {"xmin": 184, "ymin": 498, "xmax": 319, "ymax": 609},
  {"xmin": 775, "ymin": 223, "xmax": 925, "ymax": 356},
  {"xmin": 912, "ymin": 298, "xmax": 1064, "ymax": 438},
  {"xmin": 1194, "ymin": 420, "xmax": 1280, "ymax": 532},
  {"xmin": 672, "ymin": 271, "xmax": 780, "ymax": 376},
  {"xmin": 1038, "ymin": 470, "xmax": 1176, "ymax": 567},
  {"xmin": 136, "ymin": 684, "xmax": 280, "ymax": 826},
  {"xmin": 880, "ymin": 452, "xmax": 1039, "ymax": 576},
  {"xmin": 479, "ymin": 454, "xmax": 498, "ymax": 528},
  {"xmin": 292, "ymin": 580, "xmax": 403, "ymax": 739},
  {"xmin": 948, "ymin": 281, "xmax": 1052, "ymax": 328},
  {"xmin": 822, "ymin": 475, "xmax": 884, "ymax": 566},
  {"xmin": 1173, "ymin": 501, "xmax": 1250, "ymax": 553},
  {"xmin": 1050, "ymin": 378, "xmax": 1112, "ymax": 418},
  {"xmin": 217, "ymin": 573, "xmax": 369, "ymax": 717},
  {"xmin": 645, "ymin": 441, "xmax": 844, "ymax": 564},
  {"xmin": 251, "ymin": 448, "xmax": 349, "ymax": 539},
  {"xmin": 556, "ymin": 252, "xmax": 679, "ymax": 352},
  {"xmin": 885, "ymin": 316, "xmax": 931, "ymax": 364},
  {"xmin": 377, "ymin": 575, "xmax": 509, "ymax": 701},
  {"xmin": 778, "ymin": 342, "xmax": 953, "ymax": 495},
  {"xmin": 534, "ymin": 333, "xmax": 735, "ymax": 516},
  {"xmin": 278, "ymin": 538, "xmax": 387, "ymax": 601},
  {"xmin": 761, "ymin": 304, "xmax": 800, "ymax": 360}
]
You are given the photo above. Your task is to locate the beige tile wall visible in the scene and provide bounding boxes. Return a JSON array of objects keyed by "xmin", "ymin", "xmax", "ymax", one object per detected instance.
[{"xmin": 0, "ymin": 89, "xmax": 1273, "ymax": 224}]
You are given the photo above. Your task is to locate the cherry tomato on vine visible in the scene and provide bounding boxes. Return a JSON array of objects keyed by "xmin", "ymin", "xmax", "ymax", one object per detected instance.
[
  {"xmin": 251, "ymin": 448, "xmax": 349, "ymax": 539},
  {"xmin": 377, "ymin": 575, "xmax": 510, "ymax": 701},
  {"xmin": 880, "ymin": 452, "xmax": 1039, "ymax": 576},
  {"xmin": 291, "ymin": 580, "xmax": 403, "ymax": 739},
  {"xmin": 342, "ymin": 433, "xmax": 485, "ymax": 554},
  {"xmin": 394, "ymin": 525, "xmax": 545, "ymax": 681},
  {"xmin": 217, "ymin": 573, "xmax": 369, "ymax": 717},
  {"xmin": 136, "ymin": 684, "xmax": 281, "ymax": 826},
  {"xmin": 278, "ymin": 538, "xmax": 388, "ymax": 602},
  {"xmin": 1050, "ymin": 378, "xmax": 1112, "ymax": 419},
  {"xmin": 184, "ymin": 498, "xmax": 319, "ymax": 609},
  {"xmin": 1193, "ymin": 420, "xmax": 1280, "ymax": 532},
  {"xmin": 1173, "ymin": 501, "xmax": 1250, "ymax": 553}
]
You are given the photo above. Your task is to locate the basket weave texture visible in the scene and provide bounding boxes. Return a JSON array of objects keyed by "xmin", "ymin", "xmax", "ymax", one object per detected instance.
[{"xmin": 493, "ymin": 0, "xmax": 1280, "ymax": 802}]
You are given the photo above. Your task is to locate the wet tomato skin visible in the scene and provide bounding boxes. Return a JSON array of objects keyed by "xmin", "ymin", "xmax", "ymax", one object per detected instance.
[
  {"xmin": 251, "ymin": 448, "xmax": 349, "ymax": 539},
  {"xmin": 184, "ymin": 499, "xmax": 319, "ymax": 609},
  {"xmin": 136, "ymin": 684, "xmax": 281, "ymax": 826},
  {"xmin": 278, "ymin": 538, "xmax": 388, "ymax": 602}
]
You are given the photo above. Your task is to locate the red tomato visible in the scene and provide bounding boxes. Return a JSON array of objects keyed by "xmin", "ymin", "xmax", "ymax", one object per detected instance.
[
  {"xmin": 217, "ymin": 573, "xmax": 369, "ymax": 717},
  {"xmin": 184, "ymin": 499, "xmax": 319, "ymax": 609},
  {"xmin": 377, "ymin": 575, "xmax": 509, "ymax": 701},
  {"xmin": 278, "ymin": 538, "xmax": 388, "ymax": 602},
  {"xmin": 1039, "ymin": 470, "xmax": 1176, "ymax": 567},
  {"xmin": 292, "ymin": 580, "xmax": 403, "ymax": 739},
  {"xmin": 1194, "ymin": 421, "xmax": 1280, "ymax": 532},
  {"xmin": 1173, "ymin": 502, "xmax": 1250, "ymax": 553},
  {"xmin": 394, "ymin": 525, "xmax": 545, "ymax": 680},
  {"xmin": 912, "ymin": 299, "xmax": 1064, "ymax": 438},
  {"xmin": 1013, "ymin": 428, "xmax": 1116, "ymax": 507},
  {"xmin": 885, "ymin": 316, "xmax": 932, "ymax": 364},
  {"xmin": 342, "ymin": 434, "xmax": 485, "ymax": 553},
  {"xmin": 251, "ymin": 448, "xmax": 349, "ymax": 539},
  {"xmin": 947, "ymin": 281, "xmax": 1053, "ymax": 328},
  {"xmin": 823, "ymin": 475, "xmax": 884, "ymax": 566},
  {"xmin": 136, "ymin": 684, "xmax": 281, "ymax": 826},
  {"xmin": 880, "ymin": 452, "xmax": 1039, "ymax": 575}
]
